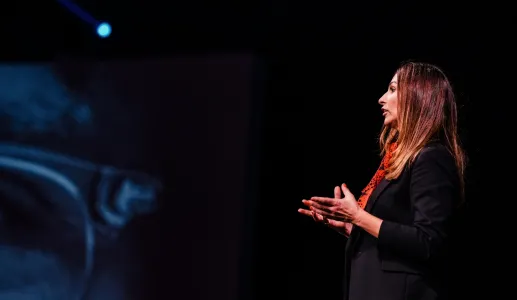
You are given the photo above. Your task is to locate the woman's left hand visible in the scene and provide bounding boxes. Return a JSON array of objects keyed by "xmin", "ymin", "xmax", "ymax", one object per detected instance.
[{"xmin": 303, "ymin": 183, "xmax": 362, "ymax": 224}]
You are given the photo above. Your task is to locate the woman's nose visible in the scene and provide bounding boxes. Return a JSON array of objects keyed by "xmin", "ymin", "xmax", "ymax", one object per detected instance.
[{"xmin": 378, "ymin": 93, "xmax": 386, "ymax": 105}]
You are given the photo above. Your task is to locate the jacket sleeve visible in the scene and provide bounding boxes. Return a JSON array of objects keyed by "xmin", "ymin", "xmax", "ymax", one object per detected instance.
[{"xmin": 377, "ymin": 146, "xmax": 459, "ymax": 262}]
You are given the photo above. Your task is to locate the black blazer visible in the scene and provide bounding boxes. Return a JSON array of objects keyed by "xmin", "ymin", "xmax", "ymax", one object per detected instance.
[{"xmin": 343, "ymin": 143, "xmax": 461, "ymax": 300}]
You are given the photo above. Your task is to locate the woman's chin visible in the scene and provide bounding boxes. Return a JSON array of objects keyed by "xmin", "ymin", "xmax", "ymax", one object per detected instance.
[
  {"xmin": 383, "ymin": 118, "xmax": 392, "ymax": 126},
  {"xmin": 383, "ymin": 118, "xmax": 397, "ymax": 128}
]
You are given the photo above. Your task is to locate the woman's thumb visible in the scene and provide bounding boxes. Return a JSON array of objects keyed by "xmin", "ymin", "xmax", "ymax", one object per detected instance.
[{"xmin": 341, "ymin": 183, "xmax": 353, "ymax": 198}]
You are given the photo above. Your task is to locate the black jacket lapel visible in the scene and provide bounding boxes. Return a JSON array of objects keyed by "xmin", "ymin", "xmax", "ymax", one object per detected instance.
[
  {"xmin": 345, "ymin": 178, "xmax": 391, "ymax": 256},
  {"xmin": 364, "ymin": 178, "xmax": 391, "ymax": 213}
]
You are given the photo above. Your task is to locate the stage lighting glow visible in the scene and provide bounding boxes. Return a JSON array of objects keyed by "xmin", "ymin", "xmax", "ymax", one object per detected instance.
[{"xmin": 96, "ymin": 22, "xmax": 111, "ymax": 38}]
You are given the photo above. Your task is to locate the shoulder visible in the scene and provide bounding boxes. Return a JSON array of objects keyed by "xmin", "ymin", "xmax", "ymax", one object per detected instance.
[
  {"xmin": 412, "ymin": 142, "xmax": 458, "ymax": 178},
  {"xmin": 415, "ymin": 142, "xmax": 454, "ymax": 164}
]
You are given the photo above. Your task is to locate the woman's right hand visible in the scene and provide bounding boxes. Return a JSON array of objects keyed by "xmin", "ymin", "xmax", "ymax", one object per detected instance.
[{"xmin": 299, "ymin": 186, "xmax": 353, "ymax": 237}]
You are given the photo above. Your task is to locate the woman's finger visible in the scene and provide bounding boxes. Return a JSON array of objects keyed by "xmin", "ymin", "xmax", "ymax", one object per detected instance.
[
  {"xmin": 334, "ymin": 186, "xmax": 342, "ymax": 198},
  {"xmin": 326, "ymin": 218, "xmax": 342, "ymax": 227},
  {"xmin": 311, "ymin": 211, "xmax": 321, "ymax": 222},
  {"xmin": 301, "ymin": 199, "xmax": 314, "ymax": 208},
  {"xmin": 310, "ymin": 196, "xmax": 336, "ymax": 205},
  {"xmin": 298, "ymin": 208, "xmax": 313, "ymax": 218},
  {"xmin": 299, "ymin": 209, "xmax": 326, "ymax": 224},
  {"xmin": 310, "ymin": 206, "xmax": 334, "ymax": 218},
  {"xmin": 341, "ymin": 183, "xmax": 355, "ymax": 200},
  {"xmin": 307, "ymin": 200, "xmax": 333, "ymax": 213}
]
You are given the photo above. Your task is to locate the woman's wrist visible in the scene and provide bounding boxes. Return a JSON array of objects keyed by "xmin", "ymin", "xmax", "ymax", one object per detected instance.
[
  {"xmin": 352, "ymin": 208, "xmax": 367, "ymax": 226},
  {"xmin": 352, "ymin": 208, "xmax": 383, "ymax": 238}
]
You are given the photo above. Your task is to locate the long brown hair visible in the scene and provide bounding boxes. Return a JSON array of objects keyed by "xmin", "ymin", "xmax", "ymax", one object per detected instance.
[{"xmin": 379, "ymin": 61, "xmax": 466, "ymax": 198}]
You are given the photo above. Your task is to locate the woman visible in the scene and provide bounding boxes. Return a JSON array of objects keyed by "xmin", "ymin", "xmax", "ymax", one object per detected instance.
[{"xmin": 298, "ymin": 61, "xmax": 465, "ymax": 300}]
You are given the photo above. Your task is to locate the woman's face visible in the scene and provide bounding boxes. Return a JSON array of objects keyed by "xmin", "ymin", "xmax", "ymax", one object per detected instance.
[{"xmin": 378, "ymin": 73, "xmax": 399, "ymax": 127}]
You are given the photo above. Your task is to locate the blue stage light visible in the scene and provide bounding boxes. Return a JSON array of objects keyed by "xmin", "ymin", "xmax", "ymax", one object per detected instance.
[{"xmin": 96, "ymin": 22, "xmax": 111, "ymax": 38}]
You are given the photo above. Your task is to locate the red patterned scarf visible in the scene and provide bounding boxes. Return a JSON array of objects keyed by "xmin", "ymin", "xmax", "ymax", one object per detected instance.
[{"xmin": 357, "ymin": 143, "xmax": 397, "ymax": 209}]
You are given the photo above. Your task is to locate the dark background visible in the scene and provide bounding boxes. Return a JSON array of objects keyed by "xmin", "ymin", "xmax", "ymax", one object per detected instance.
[{"xmin": 2, "ymin": 0, "xmax": 515, "ymax": 299}]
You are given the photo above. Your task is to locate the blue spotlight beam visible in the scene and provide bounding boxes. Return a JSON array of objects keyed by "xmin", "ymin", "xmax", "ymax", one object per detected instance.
[{"xmin": 56, "ymin": 0, "xmax": 97, "ymax": 25}]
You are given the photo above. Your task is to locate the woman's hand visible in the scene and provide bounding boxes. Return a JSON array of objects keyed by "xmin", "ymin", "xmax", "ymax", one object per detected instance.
[
  {"xmin": 305, "ymin": 183, "xmax": 362, "ymax": 224},
  {"xmin": 298, "ymin": 185, "xmax": 353, "ymax": 237}
]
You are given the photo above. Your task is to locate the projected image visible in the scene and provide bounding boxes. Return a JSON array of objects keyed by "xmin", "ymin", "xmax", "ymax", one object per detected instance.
[
  {"xmin": 0, "ymin": 55, "xmax": 255, "ymax": 300},
  {"xmin": 0, "ymin": 63, "xmax": 163, "ymax": 300}
]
